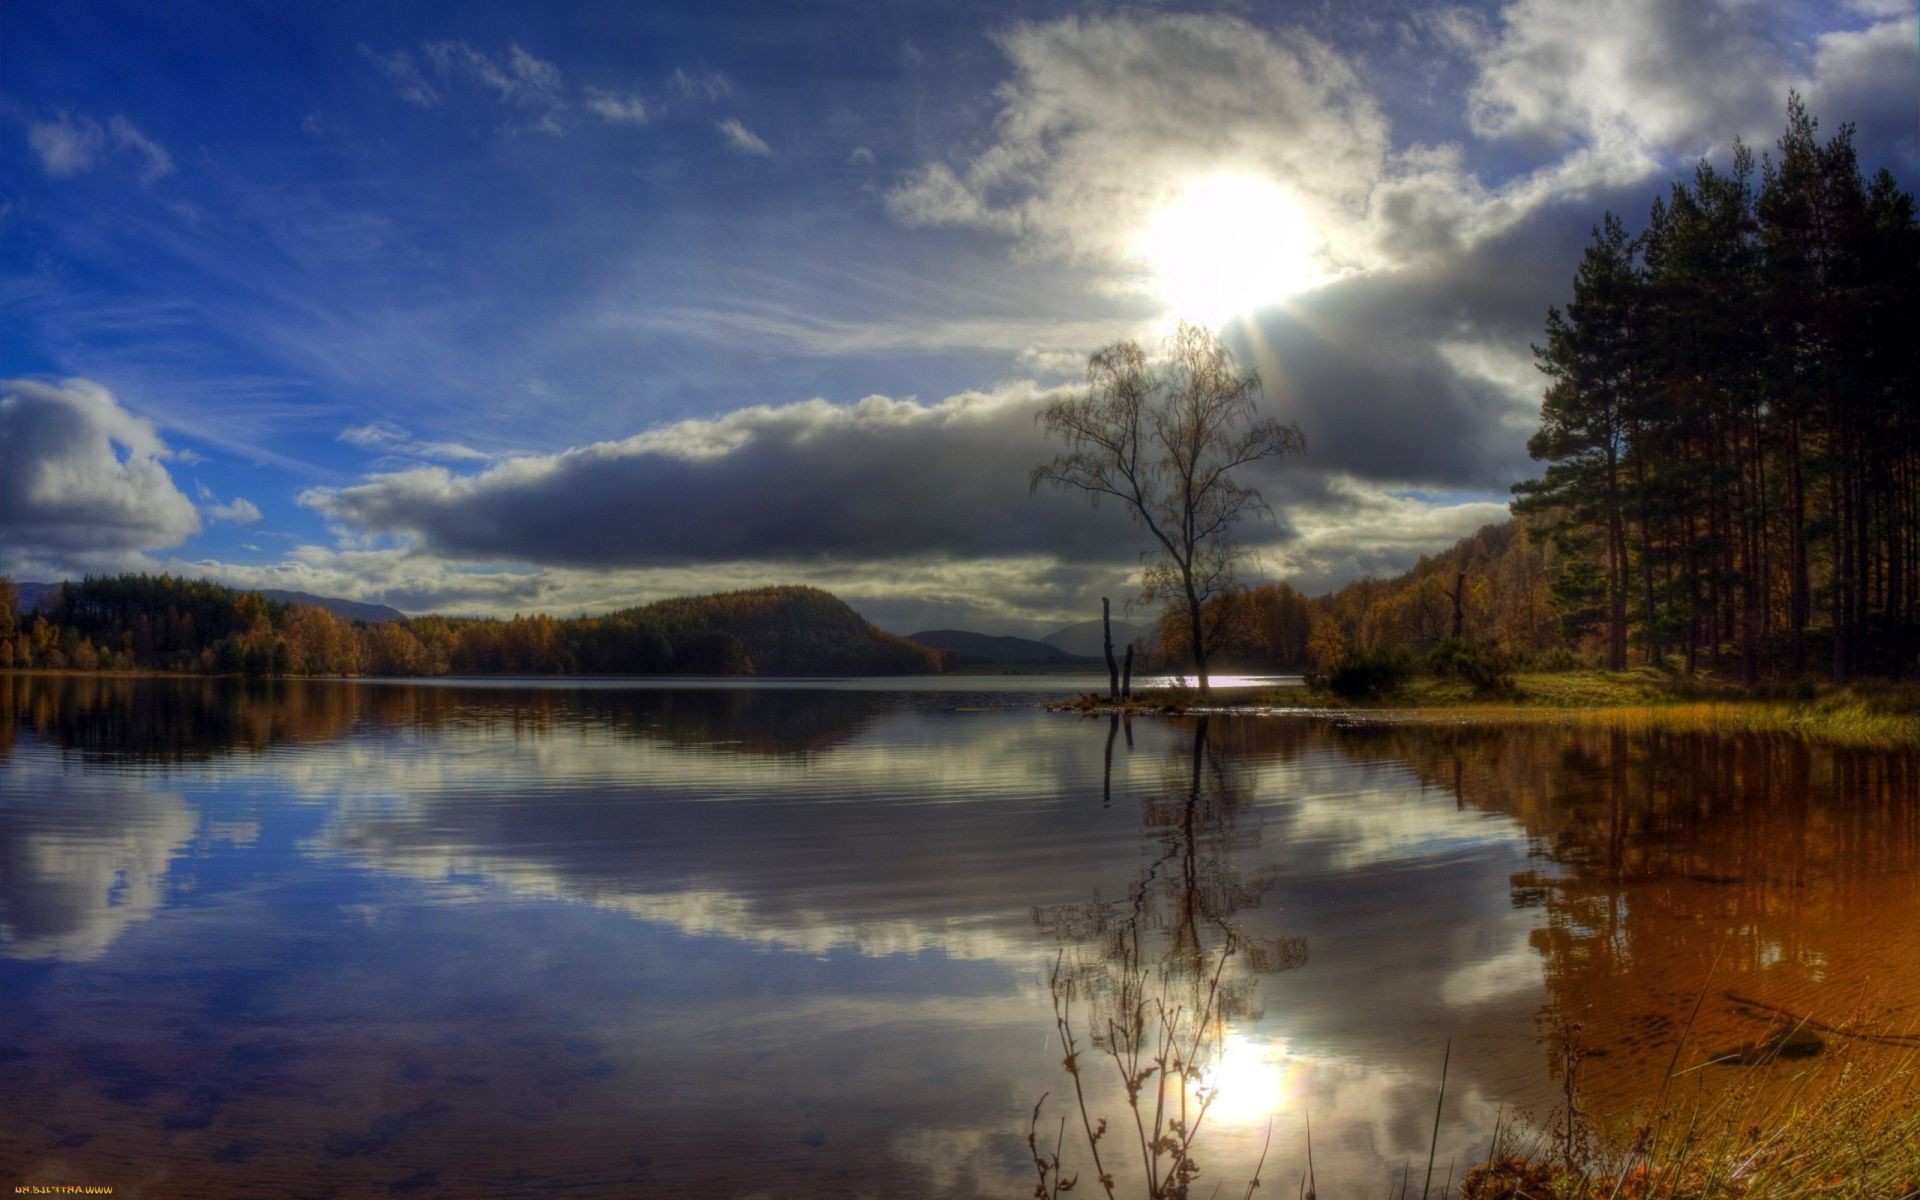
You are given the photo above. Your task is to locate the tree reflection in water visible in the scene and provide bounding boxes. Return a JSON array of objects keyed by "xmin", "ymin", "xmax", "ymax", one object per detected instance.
[{"xmin": 1032, "ymin": 716, "xmax": 1307, "ymax": 1198}]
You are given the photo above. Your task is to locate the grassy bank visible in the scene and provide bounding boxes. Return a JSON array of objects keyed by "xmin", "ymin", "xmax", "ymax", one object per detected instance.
[
  {"xmin": 1459, "ymin": 1046, "xmax": 1920, "ymax": 1199},
  {"xmin": 1060, "ymin": 669, "xmax": 1920, "ymax": 748}
]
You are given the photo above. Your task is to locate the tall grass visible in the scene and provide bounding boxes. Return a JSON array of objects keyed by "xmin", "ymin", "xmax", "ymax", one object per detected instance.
[{"xmin": 1463, "ymin": 1044, "xmax": 1920, "ymax": 1199}]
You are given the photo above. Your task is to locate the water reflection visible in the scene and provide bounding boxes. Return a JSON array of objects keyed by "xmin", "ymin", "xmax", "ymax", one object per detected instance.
[
  {"xmin": 1354, "ymin": 724, "xmax": 1920, "ymax": 1108},
  {"xmin": 0, "ymin": 676, "xmax": 1915, "ymax": 1197},
  {"xmin": 1033, "ymin": 717, "xmax": 1309, "ymax": 1193},
  {"xmin": 0, "ymin": 759, "xmax": 197, "ymax": 961}
]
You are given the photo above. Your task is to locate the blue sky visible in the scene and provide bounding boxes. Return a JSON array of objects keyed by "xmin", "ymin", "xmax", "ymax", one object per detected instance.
[{"xmin": 3, "ymin": 0, "xmax": 1915, "ymax": 633}]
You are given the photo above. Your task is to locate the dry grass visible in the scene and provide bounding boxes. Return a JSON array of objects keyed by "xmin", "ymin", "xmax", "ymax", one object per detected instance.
[
  {"xmin": 1356, "ymin": 699, "xmax": 1920, "ymax": 750},
  {"xmin": 1463, "ymin": 1045, "xmax": 1920, "ymax": 1199}
]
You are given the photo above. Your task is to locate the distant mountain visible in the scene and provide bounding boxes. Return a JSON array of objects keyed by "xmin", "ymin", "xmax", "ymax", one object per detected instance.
[
  {"xmin": 257, "ymin": 590, "xmax": 405, "ymax": 623},
  {"xmin": 908, "ymin": 628, "xmax": 1092, "ymax": 664},
  {"xmin": 11, "ymin": 582, "xmax": 59, "ymax": 613},
  {"xmin": 1042, "ymin": 617, "xmax": 1149, "ymax": 659},
  {"xmin": 9, "ymin": 580, "xmax": 403, "ymax": 623}
]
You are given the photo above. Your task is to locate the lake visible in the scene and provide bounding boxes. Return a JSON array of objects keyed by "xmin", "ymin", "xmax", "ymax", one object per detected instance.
[{"xmin": 3, "ymin": 674, "xmax": 1916, "ymax": 1198}]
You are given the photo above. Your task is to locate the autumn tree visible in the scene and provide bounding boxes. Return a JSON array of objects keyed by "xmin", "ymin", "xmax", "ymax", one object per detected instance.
[{"xmin": 1032, "ymin": 323, "xmax": 1304, "ymax": 696}]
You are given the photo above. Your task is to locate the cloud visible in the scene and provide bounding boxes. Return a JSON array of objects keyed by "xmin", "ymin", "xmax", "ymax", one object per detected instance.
[
  {"xmin": 670, "ymin": 66, "xmax": 732, "ymax": 100},
  {"xmin": 26, "ymin": 111, "xmax": 172, "ymax": 181},
  {"xmin": 26, "ymin": 112, "xmax": 104, "ymax": 176},
  {"xmin": 420, "ymin": 40, "xmax": 562, "ymax": 105},
  {"xmin": 339, "ymin": 420, "xmax": 490, "ymax": 463},
  {"xmin": 584, "ymin": 88, "xmax": 649, "ymax": 126},
  {"xmin": 205, "ymin": 496, "xmax": 263, "ymax": 525},
  {"xmin": 361, "ymin": 46, "xmax": 441, "ymax": 108},
  {"xmin": 716, "ymin": 117, "xmax": 770, "ymax": 156},
  {"xmin": 107, "ymin": 115, "xmax": 174, "ymax": 181},
  {"xmin": 302, "ymin": 385, "xmax": 1141, "ymax": 569},
  {"xmin": 1465, "ymin": 0, "xmax": 1794, "ymax": 161},
  {"xmin": 849, "ymin": 146, "xmax": 875, "ymax": 165},
  {"xmin": 1805, "ymin": 16, "xmax": 1920, "ymax": 169},
  {"xmin": 0, "ymin": 378, "xmax": 201, "ymax": 556},
  {"xmin": 369, "ymin": 40, "xmax": 567, "ymax": 130},
  {"xmin": 272, "ymin": 365, "xmax": 1536, "ymax": 630},
  {"xmin": 886, "ymin": 14, "xmax": 1389, "ymax": 275}
]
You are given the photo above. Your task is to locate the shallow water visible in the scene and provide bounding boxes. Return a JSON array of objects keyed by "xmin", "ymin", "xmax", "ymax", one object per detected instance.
[{"xmin": 2, "ymin": 674, "xmax": 1915, "ymax": 1197}]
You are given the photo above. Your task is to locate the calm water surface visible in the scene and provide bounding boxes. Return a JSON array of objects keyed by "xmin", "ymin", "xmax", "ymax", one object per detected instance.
[{"xmin": 2, "ymin": 675, "xmax": 1915, "ymax": 1197}]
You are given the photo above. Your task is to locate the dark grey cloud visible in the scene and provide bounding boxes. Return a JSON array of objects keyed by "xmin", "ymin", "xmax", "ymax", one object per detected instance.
[
  {"xmin": 304, "ymin": 386, "xmax": 1146, "ymax": 568},
  {"xmin": 0, "ymin": 377, "xmax": 201, "ymax": 556},
  {"xmin": 1236, "ymin": 186, "xmax": 1643, "ymax": 491}
]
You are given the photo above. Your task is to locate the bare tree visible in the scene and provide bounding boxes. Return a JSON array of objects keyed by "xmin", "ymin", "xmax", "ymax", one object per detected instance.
[{"xmin": 1032, "ymin": 324, "xmax": 1304, "ymax": 697}]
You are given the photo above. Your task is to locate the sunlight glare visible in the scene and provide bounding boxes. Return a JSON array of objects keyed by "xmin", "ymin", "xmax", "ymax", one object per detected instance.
[
  {"xmin": 1136, "ymin": 174, "xmax": 1323, "ymax": 326},
  {"xmin": 1199, "ymin": 1033, "xmax": 1293, "ymax": 1127}
]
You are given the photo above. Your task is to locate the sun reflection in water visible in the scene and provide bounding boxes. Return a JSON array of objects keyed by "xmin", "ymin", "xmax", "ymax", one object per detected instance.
[{"xmin": 1199, "ymin": 1033, "xmax": 1294, "ymax": 1127}]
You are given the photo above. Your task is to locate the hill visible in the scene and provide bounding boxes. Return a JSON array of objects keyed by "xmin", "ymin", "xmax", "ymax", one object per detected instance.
[
  {"xmin": 0, "ymin": 575, "xmax": 944, "ymax": 678},
  {"xmin": 630, "ymin": 586, "xmax": 943, "ymax": 676},
  {"xmin": 1042, "ymin": 617, "xmax": 1148, "ymax": 659},
  {"xmin": 908, "ymin": 628, "xmax": 1091, "ymax": 664}
]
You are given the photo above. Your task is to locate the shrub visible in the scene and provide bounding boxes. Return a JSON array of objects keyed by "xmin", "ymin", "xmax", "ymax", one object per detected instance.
[
  {"xmin": 1426, "ymin": 638, "xmax": 1515, "ymax": 696},
  {"xmin": 1526, "ymin": 645, "xmax": 1584, "ymax": 672},
  {"xmin": 1324, "ymin": 648, "xmax": 1413, "ymax": 698}
]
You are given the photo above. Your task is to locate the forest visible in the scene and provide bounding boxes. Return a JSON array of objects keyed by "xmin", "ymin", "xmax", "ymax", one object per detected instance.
[{"xmin": 0, "ymin": 575, "xmax": 943, "ymax": 677}]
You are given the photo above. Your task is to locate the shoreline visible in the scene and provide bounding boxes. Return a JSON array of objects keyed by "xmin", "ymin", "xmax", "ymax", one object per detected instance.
[{"xmin": 1052, "ymin": 669, "xmax": 1920, "ymax": 749}]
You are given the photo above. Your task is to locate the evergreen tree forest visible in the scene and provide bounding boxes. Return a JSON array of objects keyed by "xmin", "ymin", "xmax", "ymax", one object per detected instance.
[{"xmin": 1515, "ymin": 97, "xmax": 1919, "ymax": 683}]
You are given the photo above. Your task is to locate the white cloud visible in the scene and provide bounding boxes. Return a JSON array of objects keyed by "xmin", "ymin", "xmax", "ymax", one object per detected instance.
[
  {"xmin": 26, "ymin": 112, "xmax": 104, "ymax": 176},
  {"xmin": 716, "ymin": 117, "xmax": 770, "ymax": 156},
  {"xmin": 339, "ymin": 420, "xmax": 491, "ymax": 463},
  {"xmin": 25, "ymin": 112, "xmax": 172, "ymax": 182},
  {"xmin": 107, "ymin": 115, "xmax": 174, "ymax": 181},
  {"xmin": 670, "ymin": 66, "xmax": 732, "ymax": 100},
  {"xmin": 370, "ymin": 40, "xmax": 567, "ymax": 131},
  {"xmin": 584, "ymin": 88, "xmax": 649, "ymax": 125},
  {"xmin": 421, "ymin": 39, "xmax": 563, "ymax": 106},
  {"xmin": 0, "ymin": 378, "xmax": 201, "ymax": 555},
  {"xmin": 206, "ymin": 496, "xmax": 263, "ymax": 525},
  {"xmin": 848, "ymin": 145, "xmax": 875, "ymax": 165},
  {"xmin": 362, "ymin": 46, "xmax": 440, "ymax": 108},
  {"xmin": 886, "ymin": 14, "xmax": 1390, "ymax": 277},
  {"xmin": 1463, "ymin": 0, "xmax": 1790, "ymax": 160}
]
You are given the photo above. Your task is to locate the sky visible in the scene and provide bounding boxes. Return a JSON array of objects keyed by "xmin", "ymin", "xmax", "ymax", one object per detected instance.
[{"xmin": 2, "ymin": 0, "xmax": 1915, "ymax": 635}]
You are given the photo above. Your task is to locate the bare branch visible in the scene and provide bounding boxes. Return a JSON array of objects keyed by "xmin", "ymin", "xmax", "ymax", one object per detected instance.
[{"xmin": 1031, "ymin": 323, "xmax": 1304, "ymax": 695}]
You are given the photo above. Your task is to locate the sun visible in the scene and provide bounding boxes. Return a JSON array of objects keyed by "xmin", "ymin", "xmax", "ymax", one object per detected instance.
[{"xmin": 1135, "ymin": 174, "xmax": 1324, "ymax": 326}]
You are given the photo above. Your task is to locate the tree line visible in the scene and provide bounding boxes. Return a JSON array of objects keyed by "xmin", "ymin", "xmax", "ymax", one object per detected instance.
[
  {"xmin": 1152, "ymin": 516, "xmax": 1564, "ymax": 674},
  {"xmin": 0, "ymin": 575, "xmax": 942, "ymax": 677},
  {"xmin": 1515, "ymin": 96, "xmax": 1918, "ymax": 683}
]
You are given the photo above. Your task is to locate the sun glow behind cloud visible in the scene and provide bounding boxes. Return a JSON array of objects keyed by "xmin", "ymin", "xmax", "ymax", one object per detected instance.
[{"xmin": 1135, "ymin": 174, "xmax": 1325, "ymax": 326}]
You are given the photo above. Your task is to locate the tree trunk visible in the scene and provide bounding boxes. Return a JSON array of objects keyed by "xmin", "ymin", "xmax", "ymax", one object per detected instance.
[
  {"xmin": 1121, "ymin": 643, "xmax": 1134, "ymax": 700},
  {"xmin": 1185, "ymin": 586, "xmax": 1210, "ymax": 698},
  {"xmin": 1102, "ymin": 597, "xmax": 1118, "ymax": 701}
]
